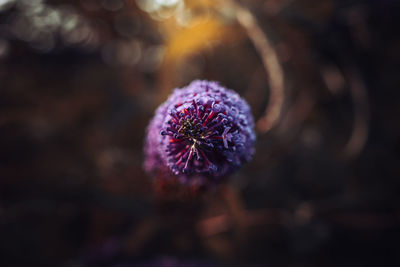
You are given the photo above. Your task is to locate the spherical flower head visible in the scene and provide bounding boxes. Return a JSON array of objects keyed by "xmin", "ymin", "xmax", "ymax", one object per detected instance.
[{"xmin": 144, "ymin": 80, "xmax": 256, "ymax": 186}]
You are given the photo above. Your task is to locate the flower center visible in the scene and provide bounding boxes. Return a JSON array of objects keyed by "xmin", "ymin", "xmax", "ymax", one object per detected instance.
[{"xmin": 178, "ymin": 118, "xmax": 203, "ymax": 141}]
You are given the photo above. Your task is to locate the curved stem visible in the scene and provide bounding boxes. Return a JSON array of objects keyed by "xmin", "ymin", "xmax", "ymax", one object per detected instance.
[
  {"xmin": 228, "ymin": 0, "xmax": 285, "ymax": 134},
  {"xmin": 342, "ymin": 69, "xmax": 369, "ymax": 159}
]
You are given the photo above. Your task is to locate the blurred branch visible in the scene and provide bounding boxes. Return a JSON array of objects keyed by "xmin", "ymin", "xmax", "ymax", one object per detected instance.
[
  {"xmin": 342, "ymin": 69, "xmax": 369, "ymax": 159},
  {"xmin": 228, "ymin": 0, "xmax": 285, "ymax": 134},
  {"xmin": 198, "ymin": 208, "xmax": 399, "ymax": 237}
]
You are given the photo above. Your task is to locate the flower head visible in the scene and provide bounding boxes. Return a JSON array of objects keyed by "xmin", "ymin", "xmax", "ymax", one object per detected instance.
[{"xmin": 144, "ymin": 80, "xmax": 255, "ymax": 186}]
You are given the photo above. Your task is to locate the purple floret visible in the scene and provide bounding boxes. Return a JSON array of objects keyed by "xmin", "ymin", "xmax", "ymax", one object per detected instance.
[{"xmin": 144, "ymin": 80, "xmax": 256, "ymax": 185}]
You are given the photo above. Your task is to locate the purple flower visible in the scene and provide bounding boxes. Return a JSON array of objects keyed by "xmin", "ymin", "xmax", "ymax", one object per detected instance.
[{"xmin": 144, "ymin": 80, "xmax": 256, "ymax": 185}]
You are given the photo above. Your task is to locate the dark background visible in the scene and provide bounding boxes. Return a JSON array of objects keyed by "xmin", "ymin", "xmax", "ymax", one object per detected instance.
[{"xmin": 0, "ymin": 0, "xmax": 399, "ymax": 266}]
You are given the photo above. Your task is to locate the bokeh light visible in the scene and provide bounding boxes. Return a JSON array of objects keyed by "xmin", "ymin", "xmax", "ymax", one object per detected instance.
[
  {"xmin": 0, "ymin": 0, "xmax": 15, "ymax": 11},
  {"xmin": 136, "ymin": 0, "xmax": 184, "ymax": 21}
]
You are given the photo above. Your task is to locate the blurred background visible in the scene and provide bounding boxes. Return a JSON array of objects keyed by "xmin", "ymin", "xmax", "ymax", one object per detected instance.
[{"xmin": 0, "ymin": 0, "xmax": 399, "ymax": 266}]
